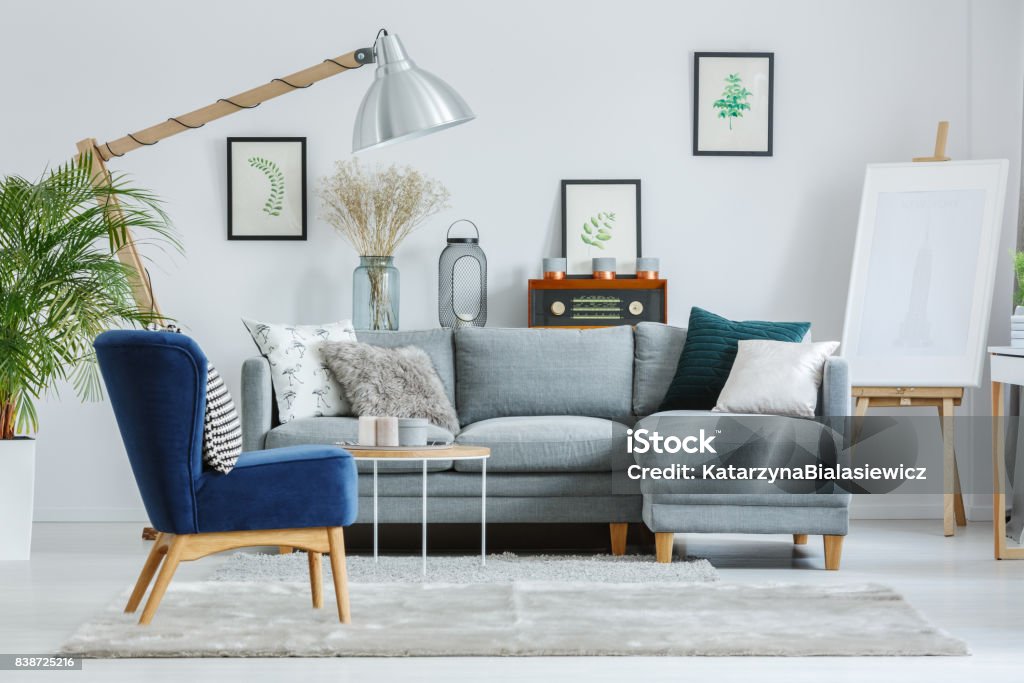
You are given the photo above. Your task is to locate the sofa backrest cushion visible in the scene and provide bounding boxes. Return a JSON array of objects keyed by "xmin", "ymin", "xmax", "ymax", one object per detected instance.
[
  {"xmin": 355, "ymin": 329, "xmax": 456, "ymax": 407},
  {"xmin": 633, "ymin": 322, "xmax": 688, "ymax": 417},
  {"xmin": 454, "ymin": 326, "xmax": 634, "ymax": 425}
]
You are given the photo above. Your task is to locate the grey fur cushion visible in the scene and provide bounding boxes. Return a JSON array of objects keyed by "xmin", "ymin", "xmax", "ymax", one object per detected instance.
[{"xmin": 321, "ymin": 341, "xmax": 460, "ymax": 434}]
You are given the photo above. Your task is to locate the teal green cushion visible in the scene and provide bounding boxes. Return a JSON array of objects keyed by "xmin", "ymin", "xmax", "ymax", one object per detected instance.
[{"xmin": 659, "ymin": 307, "xmax": 810, "ymax": 410}]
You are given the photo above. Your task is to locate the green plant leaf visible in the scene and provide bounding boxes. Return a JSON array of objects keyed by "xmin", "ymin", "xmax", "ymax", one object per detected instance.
[
  {"xmin": 249, "ymin": 156, "xmax": 286, "ymax": 217},
  {"xmin": 0, "ymin": 151, "xmax": 180, "ymax": 438}
]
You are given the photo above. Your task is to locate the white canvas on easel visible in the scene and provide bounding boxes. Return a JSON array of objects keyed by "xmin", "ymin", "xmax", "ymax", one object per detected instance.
[{"xmin": 841, "ymin": 159, "xmax": 1009, "ymax": 387}]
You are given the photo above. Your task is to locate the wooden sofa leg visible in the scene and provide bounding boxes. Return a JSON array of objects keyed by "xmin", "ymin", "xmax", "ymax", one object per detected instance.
[
  {"xmin": 610, "ymin": 523, "xmax": 628, "ymax": 556},
  {"xmin": 823, "ymin": 535, "xmax": 844, "ymax": 570},
  {"xmin": 655, "ymin": 533, "xmax": 674, "ymax": 563},
  {"xmin": 793, "ymin": 534, "xmax": 808, "ymax": 545}
]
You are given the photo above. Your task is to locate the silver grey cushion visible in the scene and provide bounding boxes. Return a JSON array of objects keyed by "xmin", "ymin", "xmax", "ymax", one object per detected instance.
[
  {"xmin": 454, "ymin": 326, "xmax": 634, "ymax": 425},
  {"xmin": 265, "ymin": 417, "xmax": 455, "ymax": 473},
  {"xmin": 454, "ymin": 415, "xmax": 629, "ymax": 473},
  {"xmin": 633, "ymin": 322, "xmax": 688, "ymax": 417},
  {"xmin": 356, "ymin": 329, "xmax": 455, "ymax": 407}
]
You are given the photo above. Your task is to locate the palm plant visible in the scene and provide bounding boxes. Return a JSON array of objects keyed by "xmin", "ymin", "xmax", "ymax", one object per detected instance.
[{"xmin": 0, "ymin": 154, "xmax": 179, "ymax": 439}]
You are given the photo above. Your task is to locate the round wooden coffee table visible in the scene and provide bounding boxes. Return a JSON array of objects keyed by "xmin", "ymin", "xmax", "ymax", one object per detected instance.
[{"xmin": 346, "ymin": 445, "xmax": 490, "ymax": 575}]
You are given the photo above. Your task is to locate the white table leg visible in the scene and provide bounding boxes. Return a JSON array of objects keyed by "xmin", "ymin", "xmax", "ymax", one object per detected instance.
[
  {"xmin": 373, "ymin": 459, "xmax": 378, "ymax": 563},
  {"xmin": 481, "ymin": 458, "xmax": 487, "ymax": 567},
  {"xmin": 422, "ymin": 458, "xmax": 428, "ymax": 576}
]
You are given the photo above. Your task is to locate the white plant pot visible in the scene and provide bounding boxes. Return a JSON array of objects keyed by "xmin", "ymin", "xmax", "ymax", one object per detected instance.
[{"xmin": 0, "ymin": 438, "xmax": 35, "ymax": 560}]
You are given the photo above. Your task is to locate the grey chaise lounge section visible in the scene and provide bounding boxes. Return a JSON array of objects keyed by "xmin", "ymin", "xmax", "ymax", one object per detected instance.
[{"xmin": 241, "ymin": 323, "xmax": 852, "ymax": 568}]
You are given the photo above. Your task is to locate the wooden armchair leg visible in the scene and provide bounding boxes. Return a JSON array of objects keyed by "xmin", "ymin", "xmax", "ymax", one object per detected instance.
[
  {"xmin": 793, "ymin": 534, "xmax": 808, "ymax": 545},
  {"xmin": 610, "ymin": 523, "xmax": 628, "ymax": 556},
  {"xmin": 308, "ymin": 551, "xmax": 323, "ymax": 609},
  {"xmin": 125, "ymin": 533, "xmax": 168, "ymax": 613},
  {"xmin": 655, "ymin": 533, "xmax": 674, "ymax": 563},
  {"xmin": 326, "ymin": 527, "xmax": 352, "ymax": 624},
  {"xmin": 139, "ymin": 536, "xmax": 186, "ymax": 625},
  {"xmin": 823, "ymin": 535, "xmax": 844, "ymax": 571}
]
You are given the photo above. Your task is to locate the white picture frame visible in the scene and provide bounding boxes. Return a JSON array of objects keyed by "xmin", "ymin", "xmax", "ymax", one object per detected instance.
[{"xmin": 841, "ymin": 159, "xmax": 1009, "ymax": 387}]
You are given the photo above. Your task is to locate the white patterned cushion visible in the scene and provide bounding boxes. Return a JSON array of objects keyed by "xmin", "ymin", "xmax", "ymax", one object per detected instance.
[
  {"xmin": 242, "ymin": 318, "xmax": 357, "ymax": 423},
  {"xmin": 203, "ymin": 364, "xmax": 242, "ymax": 474}
]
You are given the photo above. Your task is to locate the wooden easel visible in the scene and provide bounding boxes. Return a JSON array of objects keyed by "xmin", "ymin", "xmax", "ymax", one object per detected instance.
[
  {"xmin": 912, "ymin": 120, "xmax": 951, "ymax": 162},
  {"xmin": 853, "ymin": 387, "xmax": 967, "ymax": 536},
  {"xmin": 852, "ymin": 122, "xmax": 967, "ymax": 537}
]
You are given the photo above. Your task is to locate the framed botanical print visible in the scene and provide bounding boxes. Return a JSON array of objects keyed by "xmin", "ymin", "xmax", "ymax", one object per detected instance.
[
  {"xmin": 227, "ymin": 137, "xmax": 307, "ymax": 240},
  {"xmin": 693, "ymin": 52, "xmax": 774, "ymax": 156},
  {"xmin": 561, "ymin": 179, "xmax": 641, "ymax": 277}
]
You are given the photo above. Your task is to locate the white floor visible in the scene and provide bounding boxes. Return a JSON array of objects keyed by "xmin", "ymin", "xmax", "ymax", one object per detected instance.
[{"xmin": 1, "ymin": 520, "xmax": 1022, "ymax": 681}]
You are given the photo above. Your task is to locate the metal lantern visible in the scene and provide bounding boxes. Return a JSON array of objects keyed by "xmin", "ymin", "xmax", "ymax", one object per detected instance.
[{"xmin": 438, "ymin": 219, "xmax": 487, "ymax": 327}]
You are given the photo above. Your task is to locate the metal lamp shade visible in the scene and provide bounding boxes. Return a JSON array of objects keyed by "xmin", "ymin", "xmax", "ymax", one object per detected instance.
[
  {"xmin": 439, "ymin": 220, "xmax": 487, "ymax": 328},
  {"xmin": 353, "ymin": 34, "xmax": 475, "ymax": 153}
]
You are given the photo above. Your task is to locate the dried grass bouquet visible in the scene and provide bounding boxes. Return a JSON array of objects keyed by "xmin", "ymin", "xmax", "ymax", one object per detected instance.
[{"xmin": 317, "ymin": 159, "xmax": 450, "ymax": 256}]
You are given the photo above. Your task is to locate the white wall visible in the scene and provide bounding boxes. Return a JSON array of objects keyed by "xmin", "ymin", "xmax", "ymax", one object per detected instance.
[{"xmin": 2, "ymin": 0, "xmax": 1020, "ymax": 521}]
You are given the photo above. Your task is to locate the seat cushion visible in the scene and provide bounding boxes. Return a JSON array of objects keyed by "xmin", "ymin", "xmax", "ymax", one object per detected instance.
[
  {"xmin": 194, "ymin": 444, "xmax": 357, "ymax": 532},
  {"xmin": 454, "ymin": 416, "xmax": 629, "ymax": 473},
  {"xmin": 265, "ymin": 417, "xmax": 455, "ymax": 473},
  {"xmin": 454, "ymin": 326, "xmax": 634, "ymax": 425}
]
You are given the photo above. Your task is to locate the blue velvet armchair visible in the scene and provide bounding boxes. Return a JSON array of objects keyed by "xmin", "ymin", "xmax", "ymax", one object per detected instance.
[{"xmin": 94, "ymin": 330, "xmax": 358, "ymax": 625}]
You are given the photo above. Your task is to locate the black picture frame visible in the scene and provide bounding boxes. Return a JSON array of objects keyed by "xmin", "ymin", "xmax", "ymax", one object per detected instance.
[
  {"xmin": 227, "ymin": 137, "xmax": 307, "ymax": 240},
  {"xmin": 693, "ymin": 52, "xmax": 774, "ymax": 157},
  {"xmin": 561, "ymin": 179, "xmax": 642, "ymax": 278}
]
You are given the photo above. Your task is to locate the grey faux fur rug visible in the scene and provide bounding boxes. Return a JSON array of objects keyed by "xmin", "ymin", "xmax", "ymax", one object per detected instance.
[
  {"xmin": 62, "ymin": 581, "xmax": 967, "ymax": 657},
  {"xmin": 211, "ymin": 551, "xmax": 720, "ymax": 584}
]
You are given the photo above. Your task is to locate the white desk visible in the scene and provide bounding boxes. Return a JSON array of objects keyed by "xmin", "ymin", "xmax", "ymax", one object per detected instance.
[{"xmin": 988, "ymin": 346, "xmax": 1024, "ymax": 559}]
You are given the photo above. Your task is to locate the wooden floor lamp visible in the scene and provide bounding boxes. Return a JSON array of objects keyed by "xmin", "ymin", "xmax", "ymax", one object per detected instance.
[{"xmin": 74, "ymin": 29, "xmax": 475, "ymax": 539}]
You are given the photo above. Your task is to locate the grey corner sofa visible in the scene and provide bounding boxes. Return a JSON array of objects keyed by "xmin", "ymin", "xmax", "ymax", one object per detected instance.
[{"xmin": 241, "ymin": 323, "xmax": 852, "ymax": 568}]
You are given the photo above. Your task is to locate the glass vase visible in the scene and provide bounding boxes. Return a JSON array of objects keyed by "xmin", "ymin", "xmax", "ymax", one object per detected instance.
[{"xmin": 353, "ymin": 256, "xmax": 400, "ymax": 331}]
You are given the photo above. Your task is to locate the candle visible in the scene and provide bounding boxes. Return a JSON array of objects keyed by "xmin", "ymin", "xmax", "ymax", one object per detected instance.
[
  {"xmin": 376, "ymin": 416, "xmax": 400, "ymax": 447},
  {"xmin": 636, "ymin": 257, "xmax": 660, "ymax": 279},
  {"xmin": 358, "ymin": 416, "xmax": 378, "ymax": 446},
  {"xmin": 592, "ymin": 257, "xmax": 616, "ymax": 279},
  {"xmin": 543, "ymin": 257, "xmax": 566, "ymax": 280}
]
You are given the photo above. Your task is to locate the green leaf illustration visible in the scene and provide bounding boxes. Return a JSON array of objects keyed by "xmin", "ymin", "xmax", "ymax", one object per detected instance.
[
  {"xmin": 579, "ymin": 211, "xmax": 616, "ymax": 252},
  {"xmin": 248, "ymin": 156, "xmax": 285, "ymax": 217},
  {"xmin": 712, "ymin": 73, "xmax": 753, "ymax": 131}
]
